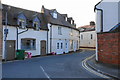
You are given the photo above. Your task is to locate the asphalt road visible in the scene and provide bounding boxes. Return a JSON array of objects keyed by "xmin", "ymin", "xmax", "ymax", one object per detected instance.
[{"xmin": 2, "ymin": 49, "xmax": 108, "ymax": 80}]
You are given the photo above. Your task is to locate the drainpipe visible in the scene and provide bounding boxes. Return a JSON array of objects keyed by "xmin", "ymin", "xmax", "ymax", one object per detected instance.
[
  {"xmin": 47, "ymin": 30, "xmax": 48, "ymax": 54},
  {"xmin": 50, "ymin": 24, "xmax": 52, "ymax": 53},
  {"xmin": 94, "ymin": 0, "xmax": 103, "ymax": 32},
  {"xmin": 95, "ymin": 8, "xmax": 103, "ymax": 32},
  {"xmin": 16, "ymin": 27, "xmax": 28, "ymax": 50},
  {"xmin": 94, "ymin": 3, "xmax": 103, "ymax": 61},
  {"xmin": 18, "ymin": 28, "xmax": 28, "ymax": 35},
  {"xmin": 16, "ymin": 27, "xmax": 18, "ymax": 50},
  {"xmin": 4, "ymin": 11, "xmax": 8, "ymax": 61}
]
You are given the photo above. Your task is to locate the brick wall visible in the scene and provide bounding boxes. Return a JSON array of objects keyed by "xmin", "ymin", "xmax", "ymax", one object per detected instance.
[
  {"xmin": 97, "ymin": 32, "xmax": 120, "ymax": 65},
  {"xmin": 0, "ymin": 3, "xmax": 2, "ymax": 60}
]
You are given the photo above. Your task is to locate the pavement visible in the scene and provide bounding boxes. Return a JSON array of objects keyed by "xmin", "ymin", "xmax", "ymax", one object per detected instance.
[{"xmin": 85, "ymin": 54, "xmax": 120, "ymax": 80}]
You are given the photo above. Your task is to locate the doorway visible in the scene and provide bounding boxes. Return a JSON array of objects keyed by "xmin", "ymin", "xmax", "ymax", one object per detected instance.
[
  {"xmin": 6, "ymin": 40, "xmax": 16, "ymax": 60},
  {"xmin": 40, "ymin": 40, "xmax": 46, "ymax": 56}
]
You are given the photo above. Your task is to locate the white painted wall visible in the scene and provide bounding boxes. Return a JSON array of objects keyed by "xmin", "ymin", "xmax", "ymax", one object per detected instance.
[
  {"xmin": 118, "ymin": 2, "xmax": 120, "ymax": 23},
  {"xmin": 96, "ymin": 1, "xmax": 119, "ymax": 32},
  {"xmin": 48, "ymin": 24, "xmax": 80, "ymax": 54},
  {"xmin": 96, "ymin": 10, "xmax": 102, "ymax": 32},
  {"xmin": 80, "ymin": 31, "xmax": 96, "ymax": 48},
  {"xmin": 3, "ymin": 26, "xmax": 17, "ymax": 59},
  {"xmin": 2, "ymin": 25, "xmax": 47, "ymax": 59},
  {"xmin": 18, "ymin": 28, "xmax": 47, "ymax": 56}
]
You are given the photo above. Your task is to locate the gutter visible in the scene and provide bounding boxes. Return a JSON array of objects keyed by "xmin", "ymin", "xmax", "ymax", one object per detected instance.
[{"xmin": 50, "ymin": 22, "xmax": 80, "ymax": 31}]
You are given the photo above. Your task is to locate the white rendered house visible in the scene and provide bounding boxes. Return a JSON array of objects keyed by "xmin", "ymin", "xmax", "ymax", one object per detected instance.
[
  {"xmin": 2, "ymin": 4, "xmax": 48, "ymax": 60},
  {"xmin": 78, "ymin": 22, "xmax": 96, "ymax": 48},
  {"xmin": 41, "ymin": 6, "xmax": 80, "ymax": 54},
  {"xmin": 2, "ymin": 4, "xmax": 80, "ymax": 60}
]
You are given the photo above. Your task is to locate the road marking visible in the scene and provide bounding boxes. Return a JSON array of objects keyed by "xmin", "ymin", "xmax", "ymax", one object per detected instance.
[
  {"xmin": 82, "ymin": 54, "xmax": 110, "ymax": 78},
  {"xmin": 40, "ymin": 66, "xmax": 52, "ymax": 80},
  {"xmin": 80, "ymin": 48, "xmax": 96, "ymax": 50}
]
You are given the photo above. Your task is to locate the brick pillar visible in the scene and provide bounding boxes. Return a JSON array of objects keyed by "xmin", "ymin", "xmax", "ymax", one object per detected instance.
[
  {"xmin": 0, "ymin": 2, "xmax": 2, "ymax": 61},
  {"xmin": 97, "ymin": 32, "xmax": 120, "ymax": 65}
]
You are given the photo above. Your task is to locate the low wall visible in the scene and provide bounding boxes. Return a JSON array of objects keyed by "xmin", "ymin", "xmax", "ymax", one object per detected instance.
[{"xmin": 97, "ymin": 32, "xmax": 120, "ymax": 65}]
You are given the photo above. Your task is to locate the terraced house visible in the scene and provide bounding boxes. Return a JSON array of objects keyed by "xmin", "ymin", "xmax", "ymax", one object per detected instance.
[
  {"xmin": 2, "ymin": 4, "xmax": 80, "ymax": 60},
  {"xmin": 41, "ymin": 6, "xmax": 80, "ymax": 54}
]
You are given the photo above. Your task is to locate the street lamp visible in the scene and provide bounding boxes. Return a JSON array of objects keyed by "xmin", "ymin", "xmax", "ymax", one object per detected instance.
[{"xmin": 4, "ymin": 6, "xmax": 10, "ymax": 61}]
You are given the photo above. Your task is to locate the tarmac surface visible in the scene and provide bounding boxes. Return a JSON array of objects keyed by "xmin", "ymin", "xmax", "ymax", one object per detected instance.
[{"xmin": 2, "ymin": 49, "xmax": 116, "ymax": 80}]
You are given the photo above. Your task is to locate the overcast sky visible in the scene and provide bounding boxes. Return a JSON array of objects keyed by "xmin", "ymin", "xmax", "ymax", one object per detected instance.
[{"xmin": 1, "ymin": 0, "xmax": 101, "ymax": 27}]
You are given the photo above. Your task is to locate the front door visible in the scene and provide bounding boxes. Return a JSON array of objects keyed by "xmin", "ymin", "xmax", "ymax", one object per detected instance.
[
  {"xmin": 65, "ymin": 40, "xmax": 69, "ymax": 53},
  {"xmin": 6, "ymin": 40, "xmax": 16, "ymax": 60},
  {"xmin": 41, "ymin": 40, "xmax": 46, "ymax": 56}
]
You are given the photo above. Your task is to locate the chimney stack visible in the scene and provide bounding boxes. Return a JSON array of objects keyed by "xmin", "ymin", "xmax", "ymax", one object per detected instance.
[{"xmin": 90, "ymin": 21, "xmax": 95, "ymax": 26}]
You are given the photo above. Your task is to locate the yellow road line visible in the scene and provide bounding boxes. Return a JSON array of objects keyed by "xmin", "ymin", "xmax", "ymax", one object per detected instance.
[
  {"xmin": 80, "ymin": 48, "xmax": 96, "ymax": 50},
  {"xmin": 82, "ymin": 54, "xmax": 110, "ymax": 78}
]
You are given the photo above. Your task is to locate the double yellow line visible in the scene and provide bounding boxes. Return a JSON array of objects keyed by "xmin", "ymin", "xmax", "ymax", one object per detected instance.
[
  {"xmin": 80, "ymin": 48, "xmax": 96, "ymax": 50},
  {"xmin": 82, "ymin": 54, "xmax": 110, "ymax": 78}
]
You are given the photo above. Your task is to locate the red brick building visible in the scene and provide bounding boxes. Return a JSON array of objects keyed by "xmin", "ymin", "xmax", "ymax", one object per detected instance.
[
  {"xmin": 95, "ymin": 0, "xmax": 120, "ymax": 65},
  {"xmin": 0, "ymin": 1, "xmax": 2, "ymax": 60}
]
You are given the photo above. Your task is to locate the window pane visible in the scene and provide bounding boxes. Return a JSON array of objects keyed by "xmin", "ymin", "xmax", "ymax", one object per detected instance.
[
  {"xmin": 91, "ymin": 34, "xmax": 93, "ymax": 39},
  {"xmin": 81, "ymin": 35, "xmax": 83, "ymax": 39},
  {"xmin": 57, "ymin": 43, "xmax": 59, "ymax": 49},
  {"xmin": 19, "ymin": 22, "xmax": 22, "ymax": 26},
  {"xmin": 61, "ymin": 43, "xmax": 63, "ymax": 49},
  {"xmin": 58, "ymin": 27, "xmax": 62, "ymax": 35},
  {"xmin": 21, "ymin": 39, "xmax": 36, "ymax": 50},
  {"xmin": 66, "ymin": 43, "xmax": 67, "ymax": 48}
]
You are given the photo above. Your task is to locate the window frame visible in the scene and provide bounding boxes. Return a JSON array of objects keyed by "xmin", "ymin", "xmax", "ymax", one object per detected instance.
[
  {"xmin": 58, "ymin": 27, "xmax": 62, "ymax": 35},
  {"xmin": 81, "ymin": 34, "xmax": 83, "ymax": 40},
  {"xmin": 33, "ymin": 17, "xmax": 40, "ymax": 31},
  {"xmin": 52, "ymin": 10, "xmax": 57, "ymax": 19},
  {"xmin": 33, "ymin": 21, "xmax": 39, "ymax": 31},
  {"xmin": 18, "ymin": 19, "xmax": 26, "ymax": 29},
  {"xmin": 91, "ymin": 34, "xmax": 93, "ymax": 39},
  {"xmin": 18, "ymin": 13, "xmax": 26, "ymax": 29},
  {"xmin": 70, "ymin": 40, "xmax": 73, "ymax": 50},
  {"xmin": 21, "ymin": 39, "xmax": 36, "ymax": 50},
  {"xmin": 57, "ymin": 43, "xmax": 59, "ymax": 49},
  {"xmin": 61, "ymin": 43, "xmax": 63, "ymax": 49}
]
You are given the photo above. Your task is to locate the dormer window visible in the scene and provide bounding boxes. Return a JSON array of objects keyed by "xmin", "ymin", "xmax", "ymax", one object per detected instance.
[
  {"xmin": 18, "ymin": 13, "xmax": 26, "ymax": 29},
  {"xmin": 52, "ymin": 10, "xmax": 57, "ymax": 19},
  {"xmin": 18, "ymin": 19, "xmax": 26, "ymax": 29},
  {"xmin": 33, "ymin": 17, "xmax": 40, "ymax": 31},
  {"xmin": 33, "ymin": 22, "xmax": 39, "ymax": 31},
  {"xmin": 53, "ymin": 12, "xmax": 57, "ymax": 19}
]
